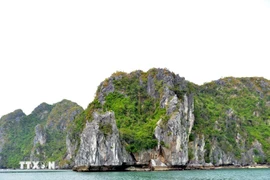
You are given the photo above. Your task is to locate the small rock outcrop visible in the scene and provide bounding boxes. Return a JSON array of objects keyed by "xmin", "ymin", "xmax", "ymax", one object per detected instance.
[
  {"xmin": 74, "ymin": 111, "xmax": 134, "ymax": 168},
  {"xmin": 31, "ymin": 103, "xmax": 52, "ymax": 120},
  {"xmin": 98, "ymin": 79, "xmax": 115, "ymax": 105},
  {"xmin": 189, "ymin": 135, "xmax": 205, "ymax": 165}
]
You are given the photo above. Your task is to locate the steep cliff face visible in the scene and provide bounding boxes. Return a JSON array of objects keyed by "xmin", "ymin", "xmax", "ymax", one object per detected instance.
[
  {"xmin": 33, "ymin": 124, "xmax": 47, "ymax": 146},
  {"xmin": 30, "ymin": 124, "xmax": 47, "ymax": 161},
  {"xmin": 75, "ymin": 112, "xmax": 134, "ymax": 168},
  {"xmin": 154, "ymin": 94, "xmax": 194, "ymax": 166}
]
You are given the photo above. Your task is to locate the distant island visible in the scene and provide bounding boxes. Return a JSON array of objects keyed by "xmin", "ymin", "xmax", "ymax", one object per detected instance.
[{"xmin": 0, "ymin": 68, "xmax": 269, "ymax": 171}]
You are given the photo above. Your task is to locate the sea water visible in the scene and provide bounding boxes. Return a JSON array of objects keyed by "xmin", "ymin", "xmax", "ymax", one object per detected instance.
[{"xmin": 0, "ymin": 169, "xmax": 269, "ymax": 180}]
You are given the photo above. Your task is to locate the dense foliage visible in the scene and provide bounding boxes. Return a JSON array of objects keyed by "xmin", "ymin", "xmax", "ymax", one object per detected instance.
[
  {"xmin": 72, "ymin": 69, "xmax": 178, "ymax": 153},
  {"xmin": 0, "ymin": 105, "xmax": 52, "ymax": 168},
  {"xmin": 0, "ymin": 100, "xmax": 82, "ymax": 168},
  {"xmin": 193, "ymin": 77, "xmax": 270, "ymax": 163}
]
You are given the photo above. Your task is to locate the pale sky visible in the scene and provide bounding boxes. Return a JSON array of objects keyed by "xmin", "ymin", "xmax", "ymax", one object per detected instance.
[{"xmin": 1, "ymin": 0, "xmax": 270, "ymax": 117}]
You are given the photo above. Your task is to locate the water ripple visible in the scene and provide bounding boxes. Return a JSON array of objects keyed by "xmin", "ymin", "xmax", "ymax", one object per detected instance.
[{"xmin": 0, "ymin": 169, "xmax": 269, "ymax": 180}]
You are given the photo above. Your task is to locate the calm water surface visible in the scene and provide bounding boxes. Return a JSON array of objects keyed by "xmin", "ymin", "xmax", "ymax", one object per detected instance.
[{"xmin": 0, "ymin": 169, "xmax": 269, "ymax": 180}]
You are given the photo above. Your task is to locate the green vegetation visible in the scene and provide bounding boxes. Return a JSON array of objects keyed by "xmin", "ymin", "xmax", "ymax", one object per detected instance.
[
  {"xmin": 43, "ymin": 129, "xmax": 66, "ymax": 162},
  {"xmin": 103, "ymin": 75, "xmax": 164, "ymax": 152},
  {"xmin": 99, "ymin": 123, "xmax": 113, "ymax": 136},
  {"xmin": 0, "ymin": 107, "xmax": 51, "ymax": 168},
  {"xmin": 71, "ymin": 69, "xmax": 181, "ymax": 153},
  {"xmin": 71, "ymin": 69, "xmax": 270, "ymax": 164},
  {"xmin": 0, "ymin": 100, "xmax": 82, "ymax": 168},
  {"xmin": 193, "ymin": 77, "xmax": 270, "ymax": 163},
  {"xmin": 68, "ymin": 99, "xmax": 101, "ymax": 146}
]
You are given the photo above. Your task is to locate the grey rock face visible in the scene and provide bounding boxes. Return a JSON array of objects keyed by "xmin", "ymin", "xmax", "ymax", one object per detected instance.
[
  {"xmin": 30, "ymin": 124, "xmax": 46, "ymax": 161},
  {"xmin": 147, "ymin": 68, "xmax": 187, "ymax": 106},
  {"xmin": 75, "ymin": 111, "xmax": 134, "ymax": 167},
  {"xmin": 134, "ymin": 149, "xmax": 159, "ymax": 165},
  {"xmin": 189, "ymin": 135, "xmax": 205, "ymax": 165},
  {"xmin": 0, "ymin": 127, "xmax": 5, "ymax": 161},
  {"xmin": 210, "ymin": 140, "xmax": 236, "ymax": 166},
  {"xmin": 200, "ymin": 138, "xmax": 265, "ymax": 166},
  {"xmin": 167, "ymin": 95, "xmax": 178, "ymax": 115},
  {"xmin": 65, "ymin": 135, "xmax": 77, "ymax": 161},
  {"xmin": 33, "ymin": 124, "xmax": 46, "ymax": 146},
  {"xmin": 160, "ymin": 86, "xmax": 175, "ymax": 109},
  {"xmin": 156, "ymin": 69, "xmax": 175, "ymax": 87},
  {"xmin": 154, "ymin": 94, "xmax": 195, "ymax": 166},
  {"xmin": 147, "ymin": 75, "xmax": 157, "ymax": 99},
  {"xmin": 237, "ymin": 140, "xmax": 265, "ymax": 165},
  {"xmin": 31, "ymin": 103, "xmax": 51, "ymax": 120},
  {"xmin": 98, "ymin": 79, "xmax": 115, "ymax": 104}
]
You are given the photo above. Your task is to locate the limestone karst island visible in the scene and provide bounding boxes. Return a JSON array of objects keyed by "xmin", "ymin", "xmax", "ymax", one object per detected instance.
[{"xmin": 0, "ymin": 68, "xmax": 269, "ymax": 171}]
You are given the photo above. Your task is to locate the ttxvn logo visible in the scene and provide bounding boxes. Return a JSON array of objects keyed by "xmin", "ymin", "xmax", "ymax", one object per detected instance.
[{"xmin": 19, "ymin": 161, "xmax": 55, "ymax": 170}]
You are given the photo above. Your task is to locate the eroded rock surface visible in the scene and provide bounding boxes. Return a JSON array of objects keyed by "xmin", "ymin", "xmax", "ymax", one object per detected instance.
[{"xmin": 75, "ymin": 112, "xmax": 134, "ymax": 167}]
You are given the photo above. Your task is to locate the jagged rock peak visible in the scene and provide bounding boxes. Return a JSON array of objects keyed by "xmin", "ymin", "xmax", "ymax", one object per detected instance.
[
  {"xmin": 55, "ymin": 99, "xmax": 81, "ymax": 106},
  {"xmin": 31, "ymin": 102, "xmax": 52, "ymax": 116},
  {"xmin": 204, "ymin": 76, "xmax": 270, "ymax": 93},
  {"xmin": 46, "ymin": 99, "xmax": 83, "ymax": 130},
  {"xmin": 96, "ymin": 68, "xmax": 193, "ymax": 105}
]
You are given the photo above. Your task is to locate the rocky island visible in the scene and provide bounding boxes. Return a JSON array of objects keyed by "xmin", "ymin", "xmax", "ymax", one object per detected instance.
[{"xmin": 0, "ymin": 68, "xmax": 269, "ymax": 171}]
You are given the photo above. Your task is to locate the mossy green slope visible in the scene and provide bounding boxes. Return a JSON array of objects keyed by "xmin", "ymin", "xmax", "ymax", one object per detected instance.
[
  {"xmin": 193, "ymin": 77, "xmax": 270, "ymax": 163},
  {"xmin": 0, "ymin": 100, "xmax": 83, "ymax": 168},
  {"xmin": 0, "ymin": 104, "xmax": 52, "ymax": 168}
]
